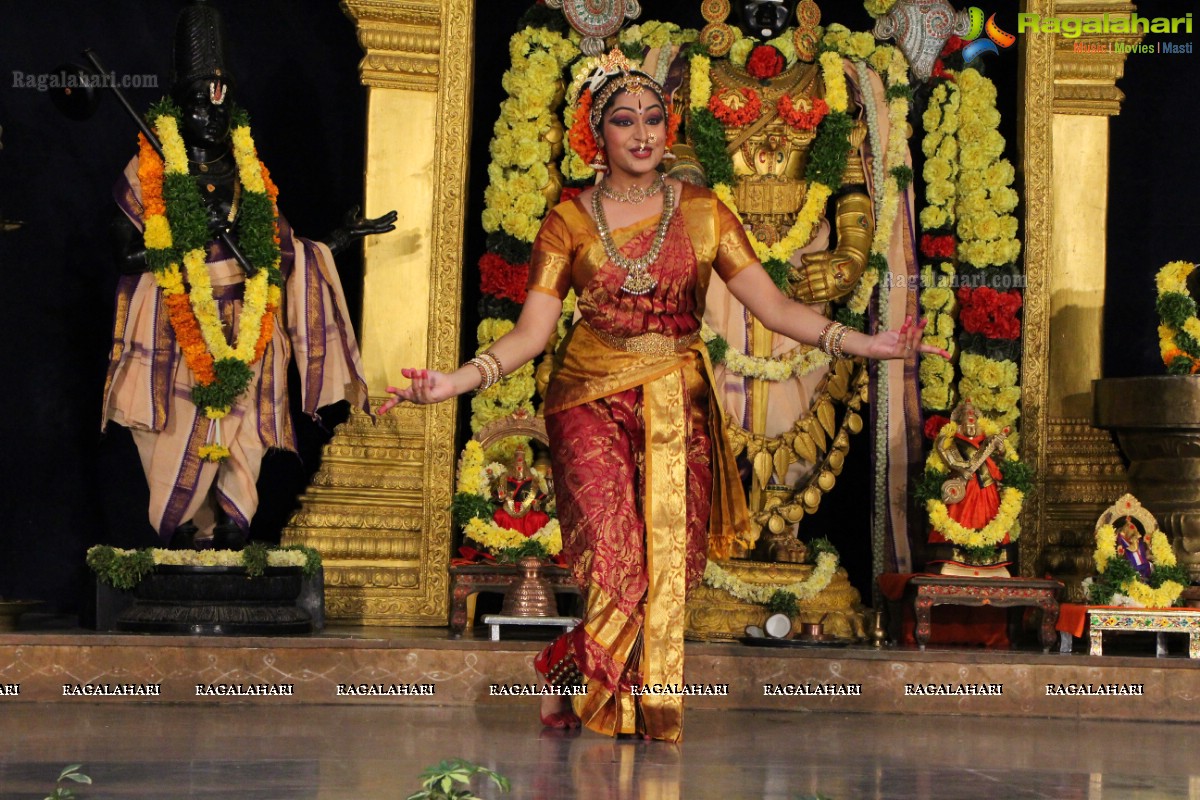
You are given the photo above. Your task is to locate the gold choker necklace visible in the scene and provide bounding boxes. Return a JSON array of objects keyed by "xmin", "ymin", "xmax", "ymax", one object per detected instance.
[
  {"xmin": 598, "ymin": 174, "xmax": 665, "ymax": 205},
  {"xmin": 592, "ymin": 182, "xmax": 675, "ymax": 296}
]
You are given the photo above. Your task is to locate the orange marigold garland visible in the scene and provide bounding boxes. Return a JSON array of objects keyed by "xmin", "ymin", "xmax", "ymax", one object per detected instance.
[
  {"xmin": 778, "ymin": 94, "xmax": 829, "ymax": 131},
  {"xmin": 708, "ymin": 87, "xmax": 762, "ymax": 127},
  {"xmin": 567, "ymin": 88, "xmax": 599, "ymax": 168},
  {"xmin": 137, "ymin": 99, "xmax": 283, "ymax": 457}
]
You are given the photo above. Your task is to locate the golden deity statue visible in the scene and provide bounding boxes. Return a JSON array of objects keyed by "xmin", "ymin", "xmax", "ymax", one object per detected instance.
[
  {"xmin": 660, "ymin": 0, "xmax": 888, "ymax": 558},
  {"xmin": 706, "ymin": 57, "xmax": 874, "ymax": 303}
]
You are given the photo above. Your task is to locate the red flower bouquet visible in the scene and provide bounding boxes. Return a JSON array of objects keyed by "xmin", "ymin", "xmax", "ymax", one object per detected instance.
[
  {"xmin": 957, "ymin": 285, "xmax": 1022, "ymax": 340},
  {"xmin": 747, "ymin": 45, "xmax": 786, "ymax": 80}
]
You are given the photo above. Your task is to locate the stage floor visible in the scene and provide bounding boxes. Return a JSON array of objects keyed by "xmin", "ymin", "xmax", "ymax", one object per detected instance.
[
  {"xmin": 2, "ymin": 619, "xmax": 1199, "ymax": 798},
  {"xmin": 2, "ymin": 702, "xmax": 1199, "ymax": 799}
]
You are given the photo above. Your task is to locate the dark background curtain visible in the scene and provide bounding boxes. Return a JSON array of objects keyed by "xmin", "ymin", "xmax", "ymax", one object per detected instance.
[{"xmin": 0, "ymin": 0, "xmax": 1194, "ymax": 611}]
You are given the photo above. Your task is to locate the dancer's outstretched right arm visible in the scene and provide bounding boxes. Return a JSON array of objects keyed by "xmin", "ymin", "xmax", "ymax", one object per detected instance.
[{"xmin": 378, "ymin": 291, "xmax": 563, "ymax": 412}]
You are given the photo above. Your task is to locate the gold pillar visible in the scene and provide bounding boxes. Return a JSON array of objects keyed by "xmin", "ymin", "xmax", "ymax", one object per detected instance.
[
  {"xmin": 282, "ymin": 0, "xmax": 474, "ymax": 624},
  {"xmin": 1021, "ymin": 0, "xmax": 1141, "ymax": 595}
]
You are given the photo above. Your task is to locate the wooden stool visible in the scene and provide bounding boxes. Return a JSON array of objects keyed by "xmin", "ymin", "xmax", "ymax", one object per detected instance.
[{"xmin": 910, "ymin": 575, "xmax": 1062, "ymax": 653}]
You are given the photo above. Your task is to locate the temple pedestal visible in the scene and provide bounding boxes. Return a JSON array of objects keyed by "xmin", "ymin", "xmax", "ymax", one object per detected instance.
[{"xmin": 686, "ymin": 560, "xmax": 866, "ymax": 642}]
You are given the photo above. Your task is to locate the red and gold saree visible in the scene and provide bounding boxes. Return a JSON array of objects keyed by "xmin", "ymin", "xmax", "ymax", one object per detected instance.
[{"xmin": 529, "ymin": 182, "xmax": 756, "ymax": 741}]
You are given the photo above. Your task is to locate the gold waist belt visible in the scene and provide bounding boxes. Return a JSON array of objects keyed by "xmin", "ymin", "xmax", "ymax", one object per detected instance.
[{"xmin": 584, "ymin": 323, "xmax": 700, "ymax": 356}]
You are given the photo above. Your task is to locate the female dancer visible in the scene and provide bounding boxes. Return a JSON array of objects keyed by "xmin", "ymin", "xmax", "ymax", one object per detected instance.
[{"xmin": 380, "ymin": 55, "xmax": 944, "ymax": 741}]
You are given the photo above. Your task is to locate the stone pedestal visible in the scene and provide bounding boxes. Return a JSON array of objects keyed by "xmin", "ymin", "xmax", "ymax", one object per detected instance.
[{"xmin": 116, "ymin": 567, "xmax": 311, "ymax": 635}]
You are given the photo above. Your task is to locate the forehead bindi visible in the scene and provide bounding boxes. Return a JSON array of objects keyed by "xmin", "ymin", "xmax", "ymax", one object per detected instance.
[{"xmin": 607, "ymin": 98, "xmax": 665, "ymax": 118}]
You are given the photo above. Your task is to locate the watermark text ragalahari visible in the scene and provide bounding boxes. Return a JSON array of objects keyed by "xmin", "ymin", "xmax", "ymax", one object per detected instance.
[
  {"xmin": 337, "ymin": 683, "xmax": 436, "ymax": 697},
  {"xmin": 12, "ymin": 70, "xmax": 159, "ymax": 92},
  {"xmin": 63, "ymin": 683, "xmax": 161, "ymax": 697},
  {"xmin": 763, "ymin": 683, "xmax": 863, "ymax": 697}
]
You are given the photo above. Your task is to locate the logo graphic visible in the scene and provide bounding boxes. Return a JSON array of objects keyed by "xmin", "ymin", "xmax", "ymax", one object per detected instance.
[{"xmin": 961, "ymin": 9, "xmax": 1017, "ymax": 64}]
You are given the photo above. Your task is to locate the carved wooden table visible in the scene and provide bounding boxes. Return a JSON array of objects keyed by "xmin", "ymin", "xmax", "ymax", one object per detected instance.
[
  {"xmin": 910, "ymin": 575, "xmax": 1063, "ymax": 653},
  {"xmin": 448, "ymin": 564, "xmax": 581, "ymax": 636},
  {"xmin": 1088, "ymin": 608, "xmax": 1200, "ymax": 659}
]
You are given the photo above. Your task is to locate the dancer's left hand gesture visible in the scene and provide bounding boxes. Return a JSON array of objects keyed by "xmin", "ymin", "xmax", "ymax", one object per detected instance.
[{"xmin": 865, "ymin": 316, "xmax": 951, "ymax": 360}]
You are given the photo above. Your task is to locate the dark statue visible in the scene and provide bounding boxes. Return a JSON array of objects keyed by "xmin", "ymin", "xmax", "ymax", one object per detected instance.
[{"xmin": 101, "ymin": 0, "xmax": 394, "ymax": 551}]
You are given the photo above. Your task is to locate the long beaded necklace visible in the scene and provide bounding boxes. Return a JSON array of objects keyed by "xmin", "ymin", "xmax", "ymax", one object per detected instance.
[{"xmin": 591, "ymin": 182, "xmax": 675, "ymax": 296}]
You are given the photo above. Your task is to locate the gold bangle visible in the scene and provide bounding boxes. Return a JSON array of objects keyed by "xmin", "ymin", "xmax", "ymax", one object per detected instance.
[
  {"xmin": 829, "ymin": 325, "xmax": 850, "ymax": 360},
  {"xmin": 817, "ymin": 321, "xmax": 834, "ymax": 354},
  {"xmin": 817, "ymin": 321, "xmax": 847, "ymax": 358},
  {"xmin": 483, "ymin": 349, "xmax": 505, "ymax": 381}
]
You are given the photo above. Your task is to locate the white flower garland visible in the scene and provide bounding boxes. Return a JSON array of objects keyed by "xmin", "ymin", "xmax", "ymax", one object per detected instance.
[
  {"xmin": 703, "ymin": 552, "xmax": 840, "ymax": 603},
  {"xmin": 107, "ymin": 548, "xmax": 308, "ymax": 568},
  {"xmin": 700, "ymin": 322, "xmax": 830, "ymax": 382}
]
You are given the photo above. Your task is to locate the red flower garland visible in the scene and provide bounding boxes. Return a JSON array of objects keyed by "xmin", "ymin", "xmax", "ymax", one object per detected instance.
[
  {"xmin": 708, "ymin": 87, "xmax": 763, "ymax": 127},
  {"xmin": 777, "ymin": 94, "xmax": 829, "ymax": 131},
  {"xmin": 479, "ymin": 252, "xmax": 530, "ymax": 304},
  {"xmin": 747, "ymin": 45, "xmax": 786, "ymax": 80},
  {"xmin": 920, "ymin": 233, "xmax": 956, "ymax": 258},
  {"xmin": 957, "ymin": 286, "xmax": 1022, "ymax": 340}
]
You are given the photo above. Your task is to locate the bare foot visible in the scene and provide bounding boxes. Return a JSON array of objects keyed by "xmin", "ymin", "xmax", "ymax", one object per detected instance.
[{"xmin": 539, "ymin": 683, "xmax": 580, "ymax": 729}]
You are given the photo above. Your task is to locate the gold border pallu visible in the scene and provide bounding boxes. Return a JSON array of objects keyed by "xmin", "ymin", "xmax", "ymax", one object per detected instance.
[
  {"xmin": 560, "ymin": 327, "xmax": 747, "ymax": 742},
  {"xmin": 571, "ymin": 369, "xmax": 688, "ymax": 742}
]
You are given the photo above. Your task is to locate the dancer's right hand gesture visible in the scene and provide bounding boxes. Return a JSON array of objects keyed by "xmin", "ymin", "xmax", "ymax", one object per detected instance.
[{"xmin": 378, "ymin": 368, "xmax": 460, "ymax": 413}]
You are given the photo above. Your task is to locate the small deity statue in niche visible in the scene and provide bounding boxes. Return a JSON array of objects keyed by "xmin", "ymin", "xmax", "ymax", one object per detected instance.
[{"xmin": 492, "ymin": 449, "xmax": 552, "ymax": 537}]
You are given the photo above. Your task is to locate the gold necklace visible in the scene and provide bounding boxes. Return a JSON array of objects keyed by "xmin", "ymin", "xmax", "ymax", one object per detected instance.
[
  {"xmin": 189, "ymin": 149, "xmax": 231, "ymax": 174},
  {"xmin": 598, "ymin": 174, "xmax": 665, "ymax": 204},
  {"xmin": 591, "ymin": 183, "xmax": 675, "ymax": 296}
]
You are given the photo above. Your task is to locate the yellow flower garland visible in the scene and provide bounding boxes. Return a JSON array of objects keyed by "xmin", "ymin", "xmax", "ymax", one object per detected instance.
[
  {"xmin": 1155, "ymin": 260, "xmax": 1200, "ymax": 372},
  {"xmin": 927, "ymin": 487, "xmax": 1023, "ymax": 549},
  {"xmin": 464, "ymin": 516, "xmax": 563, "ymax": 556},
  {"xmin": 703, "ymin": 552, "xmax": 840, "ymax": 603},
  {"xmin": 147, "ymin": 113, "xmax": 280, "ymax": 439},
  {"xmin": 953, "ymin": 69, "xmax": 1021, "ymax": 269}
]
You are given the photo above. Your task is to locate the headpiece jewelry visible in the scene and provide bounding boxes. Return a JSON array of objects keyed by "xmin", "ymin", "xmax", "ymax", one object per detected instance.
[{"xmin": 566, "ymin": 49, "xmax": 679, "ymax": 172}]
